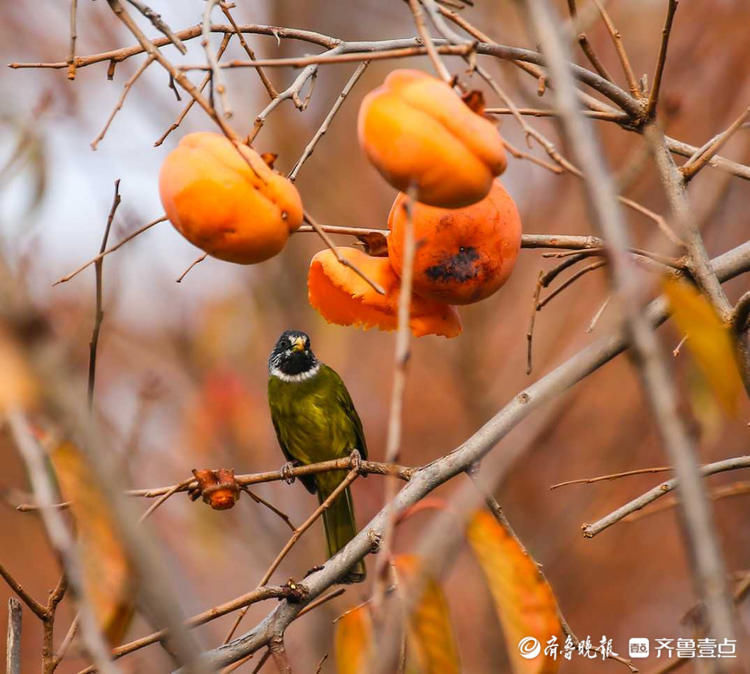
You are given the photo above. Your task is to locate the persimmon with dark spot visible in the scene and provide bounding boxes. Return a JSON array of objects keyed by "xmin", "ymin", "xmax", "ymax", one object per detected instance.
[
  {"xmin": 387, "ymin": 181, "xmax": 522, "ymax": 305},
  {"xmin": 358, "ymin": 69, "xmax": 507, "ymax": 208},
  {"xmin": 159, "ymin": 132, "xmax": 303, "ymax": 264}
]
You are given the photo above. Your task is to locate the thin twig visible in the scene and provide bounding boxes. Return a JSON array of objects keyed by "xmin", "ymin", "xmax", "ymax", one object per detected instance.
[
  {"xmin": 246, "ymin": 51, "xmax": 340, "ymax": 143},
  {"xmin": 218, "ymin": 2, "xmax": 276, "ymax": 99},
  {"xmin": 625, "ymin": 481, "xmax": 750, "ymax": 523},
  {"xmin": 551, "ymin": 465, "xmax": 672, "ymax": 489},
  {"xmin": 138, "ymin": 478, "xmax": 193, "ymax": 523},
  {"xmin": 536, "ymin": 260, "xmax": 607, "ymax": 310},
  {"xmin": 486, "ymin": 106, "xmax": 626, "ymax": 120},
  {"xmin": 295, "ymin": 588, "xmax": 345, "ymax": 619},
  {"xmin": 201, "ymin": 0, "xmax": 232, "ymax": 119},
  {"xmin": 646, "ymin": 0, "xmax": 678, "ymax": 119},
  {"xmin": 6, "ymin": 598, "xmax": 22, "ymax": 674},
  {"xmin": 0, "ymin": 563, "xmax": 47, "ymax": 620},
  {"xmin": 288, "ymin": 61, "xmax": 369, "ymax": 182},
  {"xmin": 88, "ymin": 180, "xmax": 121, "ymax": 408},
  {"xmin": 75, "ymin": 586, "xmax": 295, "ymax": 670},
  {"xmin": 303, "ymin": 211, "xmax": 385, "ymax": 295},
  {"xmin": 53, "ymin": 216, "xmax": 166, "ymax": 286},
  {"xmin": 125, "ymin": 0, "xmax": 187, "ymax": 54},
  {"xmin": 53, "ymin": 615, "xmax": 80, "ymax": 669},
  {"xmin": 582, "ymin": 456, "xmax": 750, "ymax": 536},
  {"xmin": 681, "ymin": 107, "xmax": 750, "ymax": 182},
  {"xmin": 372, "ymin": 187, "xmax": 416, "ymax": 616},
  {"xmin": 67, "ymin": 0, "xmax": 78, "ymax": 80},
  {"xmin": 567, "ymin": 0, "xmax": 615, "ymax": 83},
  {"xmin": 406, "ymin": 0, "xmax": 452, "ymax": 82},
  {"xmin": 526, "ymin": 270, "xmax": 544, "ymax": 375},
  {"xmin": 586, "ymin": 294, "xmax": 611, "ymax": 333},
  {"xmin": 242, "ymin": 488, "xmax": 296, "ymax": 531},
  {"xmin": 223, "ymin": 469, "xmax": 360, "ymax": 644},
  {"xmin": 154, "ymin": 34, "xmax": 231, "ymax": 147},
  {"xmin": 591, "ymin": 0, "xmax": 641, "ymax": 98},
  {"xmin": 128, "ymin": 457, "xmax": 413, "ymax": 499},
  {"xmin": 91, "ymin": 56, "xmax": 155, "ymax": 150},
  {"xmin": 175, "ymin": 253, "xmax": 207, "ymax": 283}
]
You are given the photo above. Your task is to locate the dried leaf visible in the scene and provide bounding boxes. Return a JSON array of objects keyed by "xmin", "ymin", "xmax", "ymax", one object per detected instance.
[
  {"xmin": 335, "ymin": 605, "xmax": 374, "ymax": 674},
  {"xmin": 51, "ymin": 442, "xmax": 134, "ymax": 645},
  {"xmin": 394, "ymin": 554, "xmax": 461, "ymax": 674},
  {"xmin": 355, "ymin": 231, "xmax": 389, "ymax": 257},
  {"xmin": 466, "ymin": 511, "xmax": 561, "ymax": 674},
  {"xmin": 461, "ymin": 89, "xmax": 486, "ymax": 115},
  {"xmin": 663, "ymin": 278, "xmax": 742, "ymax": 415},
  {"xmin": 260, "ymin": 152, "xmax": 278, "ymax": 169}
]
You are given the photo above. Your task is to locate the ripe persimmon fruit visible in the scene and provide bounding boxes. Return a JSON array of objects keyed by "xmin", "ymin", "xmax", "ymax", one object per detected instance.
[
  {"xmin": 387, "ymin": 181, "xmax": 521, "ymax": 305},
  {"xmin": 159, "ymin": 132, "xmax": 303, "ymax": 264},
  {"xmin": 358, "ymin": 69, "xmax": 507, "ymax": 208}
]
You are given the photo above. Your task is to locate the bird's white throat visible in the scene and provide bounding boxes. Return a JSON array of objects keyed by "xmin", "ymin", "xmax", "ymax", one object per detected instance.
[{"xmin": 270, "ymin": 362, "xmax": 321, "ymax": 383}]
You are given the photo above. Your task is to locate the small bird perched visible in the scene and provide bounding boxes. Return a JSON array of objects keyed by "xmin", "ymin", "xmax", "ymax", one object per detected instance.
[{"xmin": 267, "ymin": 330, "xmax": 367, "ymax": 583}]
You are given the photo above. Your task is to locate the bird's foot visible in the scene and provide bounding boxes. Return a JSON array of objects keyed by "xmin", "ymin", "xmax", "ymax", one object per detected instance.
[
  {"xmin": 280, "ymin": 461, "xmax": 298, "ymax": 485},
  {"xmin": 349, "ymin": 449, "xmax": 362, "ymax": 474}
]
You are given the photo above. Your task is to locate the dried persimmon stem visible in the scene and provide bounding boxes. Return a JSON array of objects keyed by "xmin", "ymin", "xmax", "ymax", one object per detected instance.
[{"xmin": 303, "ymin": 211, "xmax": 385, "ymax": 295}]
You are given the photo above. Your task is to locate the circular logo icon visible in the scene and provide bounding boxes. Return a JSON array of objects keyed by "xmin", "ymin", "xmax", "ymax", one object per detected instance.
[{"xmin": 518, "ymin": 637, "xmax": 541, "ymax": 659}]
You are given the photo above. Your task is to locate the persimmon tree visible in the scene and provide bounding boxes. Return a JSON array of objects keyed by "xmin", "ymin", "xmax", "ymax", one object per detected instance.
[{"xmin": 2, "ymin": 1, "xmax": 750, "ymax": 673}]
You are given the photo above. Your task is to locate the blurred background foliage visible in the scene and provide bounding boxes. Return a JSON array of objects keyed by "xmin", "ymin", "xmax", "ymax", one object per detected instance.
[{"xmin": 1, "ymin": 1, "xmax": 749, "ymax": 671}]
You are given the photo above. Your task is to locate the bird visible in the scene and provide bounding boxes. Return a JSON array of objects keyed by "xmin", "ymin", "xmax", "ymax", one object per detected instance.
[{"xmin": 267, "ymin": 330, "xmax": 367, "ymax": 583}]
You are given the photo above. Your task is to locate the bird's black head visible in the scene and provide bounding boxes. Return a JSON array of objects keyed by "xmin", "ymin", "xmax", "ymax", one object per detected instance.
[{"xmin": 269, "ymin": 330, "xmax": 318, "ymax": 378}]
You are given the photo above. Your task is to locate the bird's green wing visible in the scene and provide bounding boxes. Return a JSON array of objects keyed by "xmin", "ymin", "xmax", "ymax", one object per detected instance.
[
  {"xmin": 269, "ymin": 392, "xmax": 317, "ymax": 494},
  {"xmin": 325, "ymin": 365, "xmax": 368, "ymax": 461}
]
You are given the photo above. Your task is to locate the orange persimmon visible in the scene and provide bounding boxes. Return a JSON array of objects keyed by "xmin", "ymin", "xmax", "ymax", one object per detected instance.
[
  {"xmin": 159, "ymin": 132, "xmax": 303, "ymax": 264},
  {"xmin": 308, "ymin": 247, "xmax": 461, "ymax": 338},
  {"xmin": 388, "ymin": 181, "xmax": 521, "ymax": 305},
  {"xmin": 357, "ymin": 69, "xmax": 507, "ymax": 208}
]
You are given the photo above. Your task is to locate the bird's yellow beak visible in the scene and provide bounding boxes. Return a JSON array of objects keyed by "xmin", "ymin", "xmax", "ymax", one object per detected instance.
[{"xmin": 290, "ymin": 336, "xmax": 305, "ymax": 352}]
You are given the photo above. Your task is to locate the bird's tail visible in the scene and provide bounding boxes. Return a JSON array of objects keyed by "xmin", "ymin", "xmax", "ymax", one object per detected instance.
[{"xmin": 317, "ymin": 474, "xmax": 366, "ymax": 583}]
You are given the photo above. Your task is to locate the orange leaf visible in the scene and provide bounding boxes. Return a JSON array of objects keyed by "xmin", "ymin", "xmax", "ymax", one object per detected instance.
[
  {"xmin": 51, "ymin": 442, "xmax": 134, "ymax": 645},
  {"xmin": 334, "ymin": 605, "xmax": 374, "ymax": 674},
  {"xmin": 308, "ymin": 247, "xmax": 462, "ymax": 338},
  {"xmin": 466, "ymin": 511, "xmax": 561, "ymax": 674},
  {"xmin": 0, "ymin": 327, "xmax": 36, "ymax": 414},
  {"xmin": 663, "ymin": 278, "xmax": 743, "ymax": 415},
  {"xmin": 394, "ymin": 554, "xmax": 461, "ymax": 674}
]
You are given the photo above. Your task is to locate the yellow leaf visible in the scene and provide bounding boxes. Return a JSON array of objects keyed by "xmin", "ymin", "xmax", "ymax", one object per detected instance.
[
  {"xmin": 0, "ymin": 327, "xmax": 36, "ymax": 414},
  {"xmin": 663, "ymin": 278, "xmax": 742, "ymax": 415},
  {"xmin": 335, "ymin": 605, "xmax": 374, "ymax": 674},
  {"xmin": 394, "ymin": 554, "xmax": 461, "ymax": 674},
  {"xmin": 51, "ymin": 441, "xmax": 134, "ymax": 645},
  {"xmin": 466, "ymin": 511, "xmax": 561, "ymax": 674}
]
